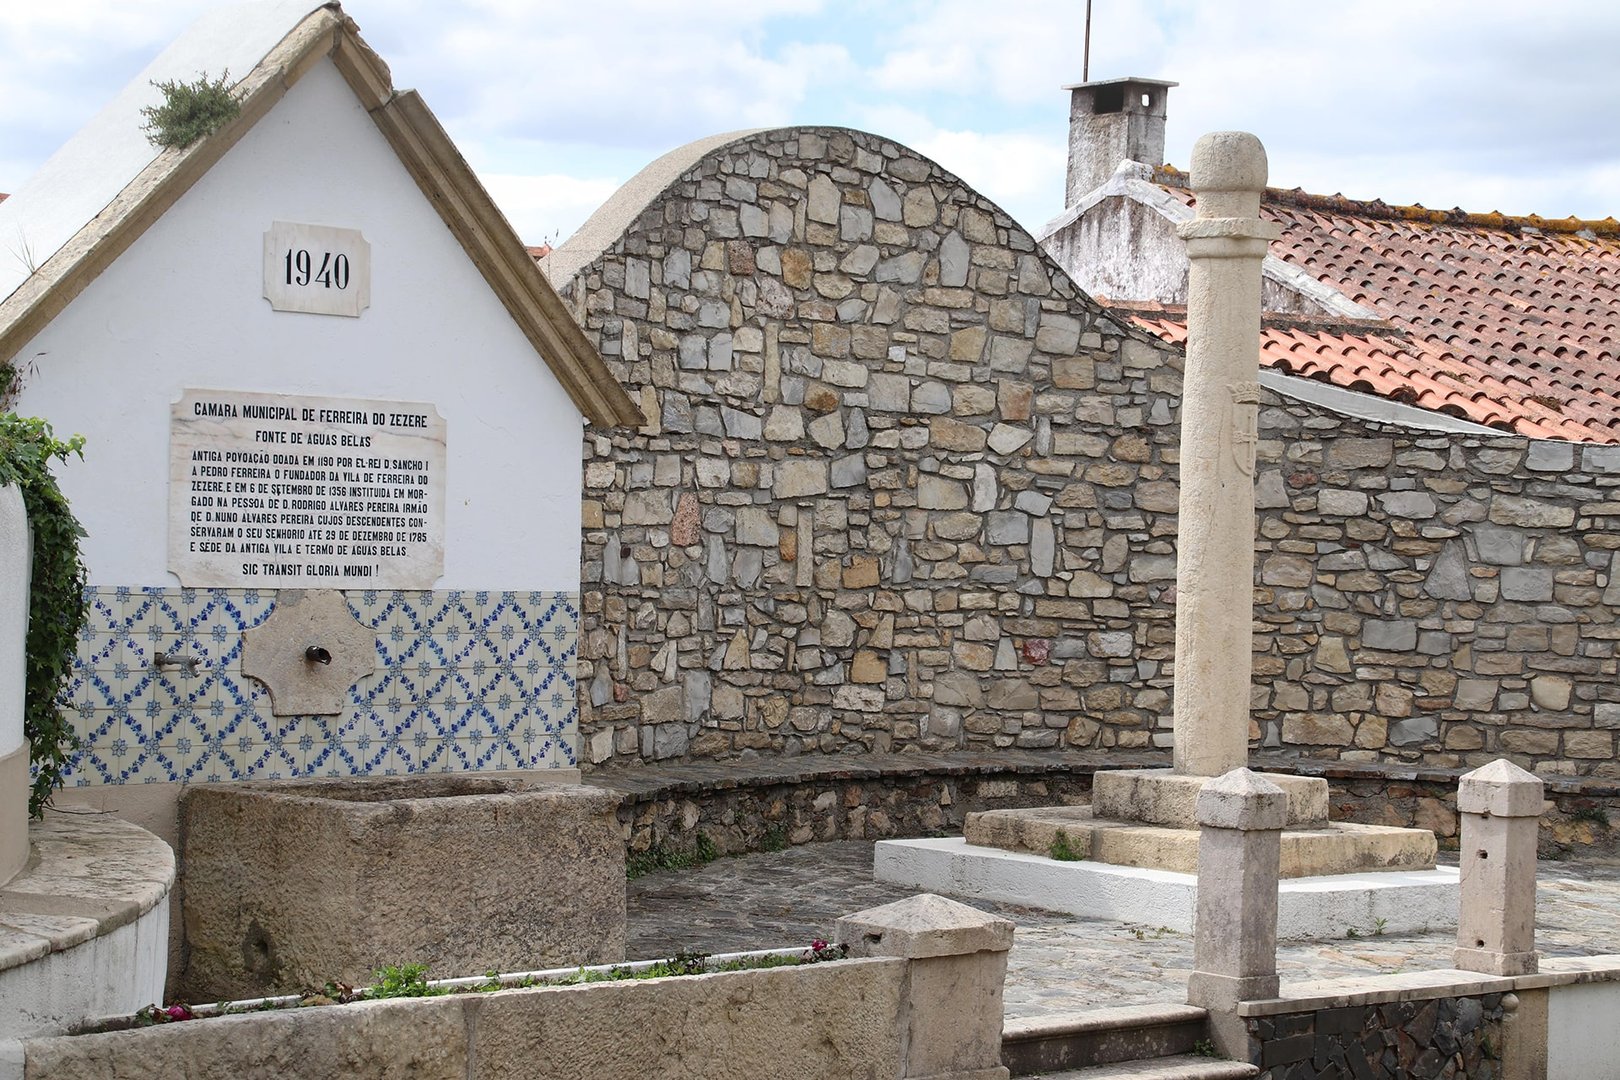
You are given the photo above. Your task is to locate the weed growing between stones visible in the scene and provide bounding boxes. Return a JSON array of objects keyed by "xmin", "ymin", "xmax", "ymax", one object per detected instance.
[
  {"xmin": 1571, "ymin": 805, "xmax": 1611, "ymax": 828},
  {"xmin": 1047, "ymin": 829, "xmax": 1083, "ymax": 862},
  {"xmin": 625, "ymin": 831, "xmax": 721, "ymax": 878}
]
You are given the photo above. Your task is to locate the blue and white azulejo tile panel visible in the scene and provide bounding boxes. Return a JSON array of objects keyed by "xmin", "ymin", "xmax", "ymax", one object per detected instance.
[{"xmin": 59, "ymin": 587, "xmax": 580, "ymax": 786}]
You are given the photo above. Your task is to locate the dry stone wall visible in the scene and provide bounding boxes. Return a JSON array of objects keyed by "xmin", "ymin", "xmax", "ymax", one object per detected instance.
[
  {"xmin": 1251, "ymin": 410, "xmax": 1620, "ymax": 779},
  {"xmin": 556, "ymin": 125, "xmax": 1620, "ymax": 781},
  {"xmin": 558, "ymin": 127, "xmax": 1185, "ymax": 766}
]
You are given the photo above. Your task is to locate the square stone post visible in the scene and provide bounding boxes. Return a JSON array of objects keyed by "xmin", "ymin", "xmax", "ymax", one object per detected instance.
[
  {"xmin": 1187, "ymin": 768, "xmax": 1288, "ymax": 1059},
  {"xmin": 1454, "ymin": 758, "xmax": 1543, "ymax": 976},
  {"xmin": 837, "ymin": 893, "xmax": 1014, "ymax": 1080}
]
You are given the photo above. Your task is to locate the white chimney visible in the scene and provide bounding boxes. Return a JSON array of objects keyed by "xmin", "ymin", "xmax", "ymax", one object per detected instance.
[{"xmin": 1064, "ymin": 77, "xmax": 1177, "ymax": 206}]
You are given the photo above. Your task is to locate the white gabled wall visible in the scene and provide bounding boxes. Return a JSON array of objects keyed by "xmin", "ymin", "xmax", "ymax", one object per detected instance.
[{"xmin": 13, "ymin": 58, "xmax": 583, "ymax": 591}]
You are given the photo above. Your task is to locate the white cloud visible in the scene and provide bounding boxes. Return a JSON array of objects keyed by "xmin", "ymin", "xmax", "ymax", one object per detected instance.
[{"xmin": 475, "ymin": 171, "xmax": 625, "ymax": 247}]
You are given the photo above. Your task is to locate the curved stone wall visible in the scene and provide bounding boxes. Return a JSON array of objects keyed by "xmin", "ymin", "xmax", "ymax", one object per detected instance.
[
  {"xmin": 555, "ymin": 125, "xmax": 1620, "ymax": 780},
  {"xmin": 553, "ymin": 126, "xmax": 1184, "ymax": 765}
]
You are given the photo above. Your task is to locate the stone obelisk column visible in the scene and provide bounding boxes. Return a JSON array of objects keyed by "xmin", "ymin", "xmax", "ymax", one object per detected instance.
[{"xmin": 1170, "ymin": 132, "xmax": 1280, "ymax": 777}]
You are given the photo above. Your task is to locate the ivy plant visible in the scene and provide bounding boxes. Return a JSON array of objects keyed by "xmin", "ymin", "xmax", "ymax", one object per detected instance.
[
  {"xmin": 0, "ymin": 414, "xmax": 88, "ymax": 816},
  {"xmin": 139, "ymin": 71, "xmax": 240, "ymax": 150}
]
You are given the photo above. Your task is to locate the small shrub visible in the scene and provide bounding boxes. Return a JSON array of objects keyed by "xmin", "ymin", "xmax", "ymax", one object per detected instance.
[
  {"xmin": 1192, "ymin": 1038, "xmax": 1220, "ymax": 1058},
  {"xmin": 761, "ymin": 824, "xmax": 788, "ymax": 852},
  {"xmin": 140, "ymin": 71, "xmax": 240, "ymax": 149}
]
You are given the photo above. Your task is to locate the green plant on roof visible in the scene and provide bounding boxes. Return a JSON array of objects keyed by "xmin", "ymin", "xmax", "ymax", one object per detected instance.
[{"xmin": 140, "ymin": 71, "xmax": 240, "ymax": 149}]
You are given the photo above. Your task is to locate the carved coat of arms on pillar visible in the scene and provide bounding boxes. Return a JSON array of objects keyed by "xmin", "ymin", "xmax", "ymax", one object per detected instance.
[{"xmin": 1228, "ymin": 381, "xmax": 1261, "ymax": 477}]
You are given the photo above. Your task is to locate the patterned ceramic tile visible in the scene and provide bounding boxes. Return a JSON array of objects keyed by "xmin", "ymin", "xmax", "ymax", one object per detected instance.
[{"xmin": 56, "ymin": 586, "xmax": 579, "ymax": 787}]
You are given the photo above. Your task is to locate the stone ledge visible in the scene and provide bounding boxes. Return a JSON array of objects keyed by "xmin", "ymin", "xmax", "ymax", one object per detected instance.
[
  {"xmin": 1237, "ymin": 955, "xmax": 1620, "ymax": 1016},
  {"xmin": 0, "ymin": 816, "xmax": 174, "ymax": 976}
]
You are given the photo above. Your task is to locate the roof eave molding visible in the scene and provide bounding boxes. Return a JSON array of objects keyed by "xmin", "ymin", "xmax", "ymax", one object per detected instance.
[{"xmin": 0, "ymin": 5, "xmax": 642, "ymax": 429}]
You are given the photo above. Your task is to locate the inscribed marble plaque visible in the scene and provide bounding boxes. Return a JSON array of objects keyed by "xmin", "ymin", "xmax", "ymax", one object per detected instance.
[{"xmin": 170, "ymin": 389, "xmax": 445, "ymax": 588}]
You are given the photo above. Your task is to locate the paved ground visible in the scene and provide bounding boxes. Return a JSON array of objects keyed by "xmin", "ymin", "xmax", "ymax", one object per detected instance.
[{"xmin": 626, "ymin": 841, "xmax": 1620, "ymax": 1021}]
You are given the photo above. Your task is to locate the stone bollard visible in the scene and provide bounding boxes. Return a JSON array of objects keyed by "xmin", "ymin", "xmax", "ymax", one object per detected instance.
[
  {"xmin": 1187, "ymin": 768, "xmax": 1288, "ymax": 1059},
  {"xmin": 837, "ymin": 893, "xmax": 1014, "ymax": 1080},
  {"xmin": 1453, "ymin": 758, "xmax": 1543, "ymax": 976}
]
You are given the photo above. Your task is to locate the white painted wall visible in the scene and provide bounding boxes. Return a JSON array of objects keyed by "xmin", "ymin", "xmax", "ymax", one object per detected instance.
[
  {"xmin": 1548, "ymin": 981, "xmax": 1620, "ymax": 1077},
  {"xmin": 12, "ymin": 59, "xmax": 583, "ymax": 590}
]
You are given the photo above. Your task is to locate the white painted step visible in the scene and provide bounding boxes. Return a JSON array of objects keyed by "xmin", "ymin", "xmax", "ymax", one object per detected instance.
[{"xmin": 1020, "ymin": 1054, "xmax": 1259, "ymax": 1079}]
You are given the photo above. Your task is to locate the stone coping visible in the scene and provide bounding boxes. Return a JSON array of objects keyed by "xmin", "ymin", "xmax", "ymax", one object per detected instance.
[
  {"xmin": 583, "ymin": 750, "xmax": 1620, "ymax": 800},
  {"xmin": 0, "ymin": 815, "xmax": 175, "ymax": 976},
  {"xmin": 1237, "ymin": 954, "xmax": 1620, "ymax": 1016}
]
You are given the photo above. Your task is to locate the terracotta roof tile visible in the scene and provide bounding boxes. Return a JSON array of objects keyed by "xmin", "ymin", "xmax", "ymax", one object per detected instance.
[{"xmin": 1145, "ymin": 169, "xmax": 1620, "ymax": 443}]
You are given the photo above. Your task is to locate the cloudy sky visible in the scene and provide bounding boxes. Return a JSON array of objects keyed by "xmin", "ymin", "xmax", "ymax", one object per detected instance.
[{"xmin": 4, "ymin": 1, "xmax": 1618, "ymax": 246}]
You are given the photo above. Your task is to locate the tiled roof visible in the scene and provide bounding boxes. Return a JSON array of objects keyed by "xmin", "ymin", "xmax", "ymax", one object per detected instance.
[{"xmin": 1143, "ymin": 169, "xmax": 1620, "ymax": 442}]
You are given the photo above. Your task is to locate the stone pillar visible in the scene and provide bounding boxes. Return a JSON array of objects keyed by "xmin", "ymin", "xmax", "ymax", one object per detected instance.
[
  {"xmin": 837, "ymin": 892, "xmax": 1014, "ymax": 1080},
  {"xmin": 0, "ymin": 484, "xmax": 30, "ymax": 888},
  {"xmin": 1454, "ymin": 758, "xmax": 1543, "ymax": 976},
  {"xmin": 1171, "ymin": 132, "xmax": 1281, "ymax": 777},
  {"xmin": 1187, "ymin": 768, "xmax": 1287, "ymax": 1059}
]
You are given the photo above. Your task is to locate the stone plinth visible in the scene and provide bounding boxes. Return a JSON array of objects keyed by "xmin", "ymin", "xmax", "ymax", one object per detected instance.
[
  {"xmin": 1092, "ymin": 768, "xmax": 1328, "ymax": 828},
  {"xmin": 964, "ymin": 805, "xmax": 1436, "ymax": 878},
  {"xmin": 180, "ymin": 777, "xmax": 624, "ymax": 998}
]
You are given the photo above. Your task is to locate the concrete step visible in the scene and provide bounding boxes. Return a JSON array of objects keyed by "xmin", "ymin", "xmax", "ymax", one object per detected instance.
[
  {"xmin": 1017, "ymin": 1054, "xmax": 1260, "ymax": 1079},
  {"xmin": 1002, "ymin": 1003, "xmax": 1209, "ymax": 1075}
]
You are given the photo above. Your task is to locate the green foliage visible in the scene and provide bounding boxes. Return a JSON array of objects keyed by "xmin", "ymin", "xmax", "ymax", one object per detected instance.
[
  {"xmin": 1571, "ymin": 805, "xmax": 1610, "ymax": 828},
  {"xmin": 1048, "ymin": 829, "xmax": 1083, "ymax": 862},
  {"xmin": 0, "ymin": 415, "xmax": 88, "ymax": 817},
  {"xmin": 1373, "ymin": 917, "xmax": 1388, "ymax": 936},
  {"xmin": 367, "ymin": 963, "xmax": 445, "ymax": 999},
  {"xmin": 626, "ymin": 831, "xmax": 721, "ymax": 879},
  {"xmin": 139, "ymin": 71, "xmax": 240, "ymax": 149},
  {"xmin": 761, "ymin": 823, "xmax": 788, "ymax": 852},
  {"xmin": 1192, "ymin": 1038, "xmax": 1220, "ymax": 1058}
]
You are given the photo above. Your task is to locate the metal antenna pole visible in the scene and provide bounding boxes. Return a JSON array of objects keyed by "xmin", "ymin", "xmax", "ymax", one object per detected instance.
[{"xmin": 1083, "ymin": 0, "xmax": 1093, "ymax": 82}]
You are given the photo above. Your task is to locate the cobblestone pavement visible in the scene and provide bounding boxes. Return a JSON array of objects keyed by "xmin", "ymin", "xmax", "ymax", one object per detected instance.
[{"xmin": 626, "ymin": 841, "xmax": 1620, "ymax": 1021}]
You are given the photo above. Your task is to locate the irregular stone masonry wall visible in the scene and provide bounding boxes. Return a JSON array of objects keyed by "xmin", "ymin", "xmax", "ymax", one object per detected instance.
[
  {"xmin": 562, "ymin": 127, "xmax": 1185, "ymax": 767},
  {"xmin": 1246, "ymin": 996, "xmax": 1505, "ymax": 1079},
  {"xmin": 1250, "ymin": 415, "xmax": 1620, "ymax": 778},
  {"xmin": 558, "ymin": 124, "xmax": 1620, "ymax": 779},
  {"xmin": 585, "ymin": 753, "xmax": 1620, "ymax": 861},
  {"xmin": 590, "ymin": 751, "xmax": 1101, "ymax": 857}
]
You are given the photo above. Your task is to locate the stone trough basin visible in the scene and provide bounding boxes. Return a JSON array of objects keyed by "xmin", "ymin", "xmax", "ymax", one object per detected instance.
[{"xmin": 179, "ymin": 775, "xmax": 624, "ymax": 999}]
